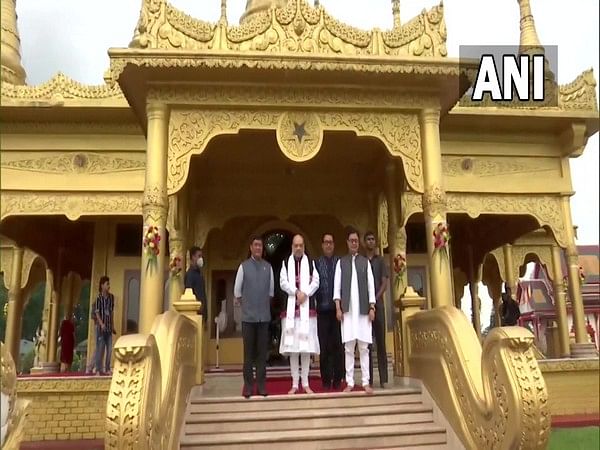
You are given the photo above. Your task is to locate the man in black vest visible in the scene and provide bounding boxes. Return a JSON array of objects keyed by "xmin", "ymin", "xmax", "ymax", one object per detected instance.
[
  {"xmin": 333, "ymin": 228, "xmax": 376, "ymax": 394},
  {"xmin": 315, "ymin": 233, "xmax": 344, "ymax": 390},
  {"xmin": 234, "ymin": 235, "xmax": 274, "ymax": 398},
  {"xmin": 364, "ymin": 231, "xmax": 389, "ymax": 388}
]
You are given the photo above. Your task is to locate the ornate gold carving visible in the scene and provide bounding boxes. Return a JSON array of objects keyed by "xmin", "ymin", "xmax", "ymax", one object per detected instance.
[
  {"xmin": 510, "ymin": 244, "xmax": 553, "ymax": 282},
  {"xmin": 0, "ymin": 191, "xmax": 142, "ymax": 221},
  {"xmin": 1, "ymin": 153, "xmax": 145, "ymax": 174},
  {"xmin": 401, "ymin": 190, "xmax": 422, "ymax": 226},
  {"xmin": 1, "ymin": 342, "xmax": 30, "ymax": 450},
  {"xmin": 0, "ymin": 122, "xmax": 141, "ymax": 134},
  {"xmin": 378, "ymin": 194, "xmax": 388, "ymax": 249},
  {"xmin": 168, "ymin": 109, "xmax": 278, "ymax": 193},
  {"xmin": 559, "ymin": 69, "xmax": 598, "ymax": 112},
  {"xmin": 319, "ymin": 113, "xmax": 422, "ymax": 192},
  {"xmin": 445, "ymin": 193, "xmax": 568, "ymax": 248},
  {"xmin": 20, "ymin": 249, "xmax": 43, "ymax": 291},
  {"xmin": 442, "ymin": 156, "xmax": 557, "ymax": 178},
  {"xmin": 16, "ymin": 377, "xmax": 111, "ymax": 393},
  {"xmin": 106, "ymin": 311, "xmax": 197, "ymax": 450},
  {"xmin": 276, "ymin": 111, "xmax": 323, "ymax": 162},
  {"xmin": 422, "ymin": 184, "xmax": 447, "ymax": 220},
  {"xmin": 408, "ymin": 307, "xmax": 550, "ymax": 450},
  {"xmin": 538, "ymin": 358, "xmax": 598, "ymax": 373},
  {"xmin": 168, "ymin": 109, "xmax": 423, "ymax": 194},
  {"xmin": 148, "ymin": 84, "xmax": 432, "ymax": 110},
  {"xmin": 143, "ymin": 185, "xmax": 168, "ymax": 224},
  {"xmin": 129, "ymin": 0, "xmax": 446, "ymax": 57},
  {"xmin": 0, "ymin": 72, "xmax": 123, "ymax": 101},
  {"xmin": 105, "ymin": 335, "xmax": 163, "ymax": 450},
  {"xmin": 109, "ymin": 54, "xmax": 464, "ymax": 85}
]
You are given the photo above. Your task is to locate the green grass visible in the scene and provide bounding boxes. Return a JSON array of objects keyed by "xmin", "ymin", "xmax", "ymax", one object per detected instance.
[{"xmin": 549, "ymin": 427, "xmax": 599, "ymax": 450}]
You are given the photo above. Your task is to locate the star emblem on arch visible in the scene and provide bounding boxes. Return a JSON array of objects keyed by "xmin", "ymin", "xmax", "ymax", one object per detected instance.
[{"xmin": 292, "ymin": 121, "xmax": 308, "ymax": 143}]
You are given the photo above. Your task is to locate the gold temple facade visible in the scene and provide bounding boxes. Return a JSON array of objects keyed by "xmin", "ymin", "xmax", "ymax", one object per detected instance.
[{"xmin": 1, "ymin": 0, "xmax": 599, "ymax": 448}]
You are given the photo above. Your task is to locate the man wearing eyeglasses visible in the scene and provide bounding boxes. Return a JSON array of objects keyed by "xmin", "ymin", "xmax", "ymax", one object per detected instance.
[
  {"xmin": 315, "ymin": 233, "xmax": 344, "ymax": 390},
  {"xmin": 333, "ymin": 228, "xmax": 376, "ymax": 394}
]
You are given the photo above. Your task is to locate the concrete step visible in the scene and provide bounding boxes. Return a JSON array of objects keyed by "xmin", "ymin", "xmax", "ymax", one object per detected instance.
[
  {"xmin": 185, "ymin": 403, "xmax": 434, "ymax": 433},
  {"xmin": 188, "ymin": 387, "xmax": 422, "ymax": 413},
  {"xmin": 179, "ymin": 422, "xmax": 447, "ymax": 449}
]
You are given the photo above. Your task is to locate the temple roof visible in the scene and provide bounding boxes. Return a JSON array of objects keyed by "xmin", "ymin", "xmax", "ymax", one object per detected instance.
[{"xmin": 127, "ymin": 0, "xmax": 447, "ymax": 57}]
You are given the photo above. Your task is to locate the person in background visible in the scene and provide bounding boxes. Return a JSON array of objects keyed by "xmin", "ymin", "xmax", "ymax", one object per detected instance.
[
  {"xmin": 185, "ymin": 246, "xmax": 207, "ymax": 318},
  {"xmin": 94, "ymin": 276, "xmax": 115, "ymax": 375},
  {"xmin": 58, "ymin": 312, "xmax": 75, "ymax": 373},
  {"xmin": 500, "ymin": 286, "xmax": 521, "ymax": 326}
]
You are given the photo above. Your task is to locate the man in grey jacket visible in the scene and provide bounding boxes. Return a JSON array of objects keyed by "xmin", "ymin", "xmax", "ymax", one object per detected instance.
[{"xmin": 234, "ymin": 235, "xmax": 274, "ymax": 398}]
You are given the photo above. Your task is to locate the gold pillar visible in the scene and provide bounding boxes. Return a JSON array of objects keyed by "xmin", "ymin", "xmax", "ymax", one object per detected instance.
[
  {"xmin": 139, "ymin": 102, "xmax": 169, "ymax": 334},
  {"xmin": 385, "ymin": 161, "xmax": 405, "ymax": 376},
  {"xmin": 560, "ymin": 197, "xmax": 597, "ymax": 357},
  {"xmin": 168, "ymin": 191, "xmax": 188, "ymax": 309},
  {"xmin": 502, "ymin": 244, "xmax": 517, "ymax": 296},
  {"xmin": 0, "ymin": 0, "xmax": 26, "ymax": 84},
  {"xmin": 551, "ymin": 244, "xmax": 570, "ymax": 357},
  {"xmin": 173, "ymin": 288, "xmax": 204, "ymax": 384},
  {"xmin": 5, "ymin": 246, "xmax": 23, "ymax": 363},
  {"xmin": 420, "ymin": 109, "xmax": 453, "ymax": 308},
  {"xmin": 47, "ymin": 289, "xmax": 60, "ymax": 363}
]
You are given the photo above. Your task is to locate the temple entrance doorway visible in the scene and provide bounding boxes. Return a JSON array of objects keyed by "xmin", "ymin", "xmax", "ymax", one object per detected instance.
[{"xmin": 262, "ymin": 229, "xmax": 294, "ymax": 366}]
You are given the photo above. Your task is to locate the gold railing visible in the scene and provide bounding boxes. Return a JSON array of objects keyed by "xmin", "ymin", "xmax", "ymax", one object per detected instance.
[
  {"xmin": 1, "ymin": 341, "xmax": 30, "ymax": 450},
  {"xmin": 105, "ymin": 306, "xmax": 199, "ymax": 450},
  {"xmin": 407, "ymin": 306, "xmax": 550, "ymax": 450}
]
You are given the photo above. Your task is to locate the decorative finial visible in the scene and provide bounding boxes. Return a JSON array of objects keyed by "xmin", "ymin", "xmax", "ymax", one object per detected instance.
[
  {"xmin": 314, "ymin": 0, "xmax": 320, "ymax": 7},
  {"xmin": 1, "ymin": 0, "xmax": 27, "ymax": 84},
  {"xmin": 391, "ymin": 0, "xmax": 400, "ymax": 28},
  {"xmin": 517, "ymin": 0, "xmax": 542, "ymax": 52},
  {"xmin": 220, "ymin": 0, "xmax": 227, "ymax": 22}
]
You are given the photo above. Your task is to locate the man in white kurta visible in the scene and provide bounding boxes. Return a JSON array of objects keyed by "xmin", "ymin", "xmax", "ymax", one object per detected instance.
[
  {"xmin": 280, "ymin": 234, "xmax": 320, "ymax": 394},
  {"xmin": 333, "ymin": 229, "xmax": 376, "ymax": 394}
]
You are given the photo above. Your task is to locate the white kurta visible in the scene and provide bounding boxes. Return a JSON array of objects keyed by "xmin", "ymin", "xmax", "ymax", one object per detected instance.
[
  {"xmin": 279, "ymin": 254, "xmax": 321, "ymax": 355},
  {"xmin": 333, "ymin": 256, "xmax": 376, "ymax": 344}
]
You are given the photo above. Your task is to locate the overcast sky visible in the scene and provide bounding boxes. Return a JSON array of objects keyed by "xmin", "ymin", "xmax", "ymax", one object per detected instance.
[{"xmin": 13, "ymin": 1, "xmax": 599, "ymax": 327}]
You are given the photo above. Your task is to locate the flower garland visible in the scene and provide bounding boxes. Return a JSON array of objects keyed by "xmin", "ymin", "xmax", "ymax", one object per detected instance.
[
  {"xmin": 143, "ymin": 225, "xmax": 161, "ymax": 274},
  {"xmin": 433, "ymin": 222, "xmax": 450, "ymax": 273},
  {"xmin": 392, "ymin": 253, "xmax": 407, "ymax": 295},
  {"xmin": 169, "ymin": 256, "xmax": 183, "ymax": 278}
]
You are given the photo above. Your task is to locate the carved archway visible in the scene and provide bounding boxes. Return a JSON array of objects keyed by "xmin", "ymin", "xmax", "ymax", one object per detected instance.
[{"xmin": 166, "ymin": 102, "xmax": 423, "ymax": 197}]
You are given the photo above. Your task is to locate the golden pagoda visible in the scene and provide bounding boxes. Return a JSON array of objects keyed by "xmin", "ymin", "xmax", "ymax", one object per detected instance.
[{"xmin": 1, "ymin": 0, "xmax": 598, "ymax": 448}]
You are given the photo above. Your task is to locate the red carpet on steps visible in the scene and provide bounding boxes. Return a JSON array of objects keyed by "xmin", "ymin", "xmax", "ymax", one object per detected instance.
[{"xmin": 243, "ymin": 375, "xmax": 367, "ymax": 396}]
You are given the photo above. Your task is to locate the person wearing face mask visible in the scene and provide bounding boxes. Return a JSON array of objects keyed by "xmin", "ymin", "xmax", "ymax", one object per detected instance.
[{"xmin": 185, "ymin": 246, "xmax": 207, "ymax": 317}]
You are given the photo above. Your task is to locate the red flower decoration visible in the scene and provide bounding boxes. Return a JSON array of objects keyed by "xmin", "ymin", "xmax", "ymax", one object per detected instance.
[{"xmin": 143, "ymin": 226, "xmax": 161, "ymax": 274}]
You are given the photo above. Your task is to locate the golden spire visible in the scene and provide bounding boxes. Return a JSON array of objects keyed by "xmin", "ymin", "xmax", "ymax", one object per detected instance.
[
  {"xmin": 240, "ymin": 0, "xmax": 288, "ymax": 24},
  {"xmin": 1, "ymin": 0, "xmax": 26, "ymax": 84},
  {"xmin": 392, "ymin": 0, "xmax": 401, "ymax": 28},
  {"xmin": 517, "ymin": 0, "xmax": 542, "ymax": 51}
]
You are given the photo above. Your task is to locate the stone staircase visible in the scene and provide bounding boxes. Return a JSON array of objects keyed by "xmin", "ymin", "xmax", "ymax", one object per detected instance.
[{"xmin": 179, "ymin": 382, "xmax": 460, "ymax": 449}]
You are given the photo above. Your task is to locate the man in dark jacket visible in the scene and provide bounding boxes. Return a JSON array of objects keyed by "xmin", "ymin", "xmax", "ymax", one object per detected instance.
[
  {"xmin": 500, "ymin": 287, "xmax": 521, "ymax": 326},
  {"xmin": 315, "ymin": 233, "xmax": 344, "ymax": 390},
  {"xmin": 184, "ymin": 246, "xmax": 207, "ymax": 317}
]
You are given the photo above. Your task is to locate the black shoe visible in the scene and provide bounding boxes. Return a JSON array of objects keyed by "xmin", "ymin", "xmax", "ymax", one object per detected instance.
[
  {"xmin": 242, "ymin": 385, "xmax": 252, "ymax": 399},
  {"xmin": 243, "ymin": 391, "xmax": 251, "ymax": 399},
  {"xmin": 258, "ymin": 391, "xmax": 268, "ymax": 397},
  {"xmin": 380, "ymin": 382, "xmax": 386, "ymax": 389}
]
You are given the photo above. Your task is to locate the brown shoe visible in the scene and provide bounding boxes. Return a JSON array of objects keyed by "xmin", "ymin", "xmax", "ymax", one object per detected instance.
[{"xmin": 363, "ymin": 385, "xmax": 374, "ymax": 394}]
